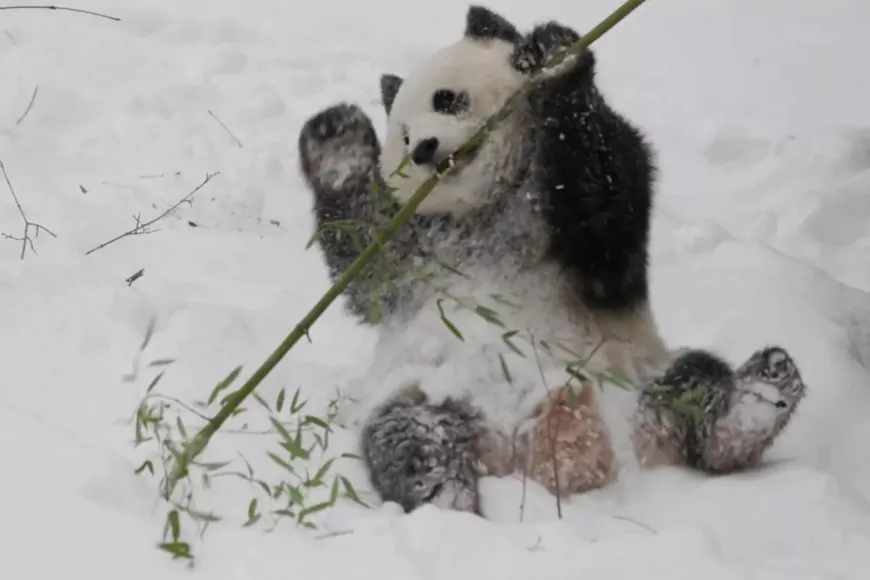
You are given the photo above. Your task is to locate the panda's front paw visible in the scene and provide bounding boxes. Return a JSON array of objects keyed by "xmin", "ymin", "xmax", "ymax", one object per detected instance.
[
  {"xmin": 298, "ymin": 103, "xmax": 380, "ymax": 193},
  {"xmin": 511, "ymin": 22, "xmax": 586, "ymax": 75}
]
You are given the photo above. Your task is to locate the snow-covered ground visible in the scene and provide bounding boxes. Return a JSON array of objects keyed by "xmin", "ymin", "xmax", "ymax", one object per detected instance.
[{"xmin": 2, "ymin": 0, "xmax": 870, "ymax": 578}]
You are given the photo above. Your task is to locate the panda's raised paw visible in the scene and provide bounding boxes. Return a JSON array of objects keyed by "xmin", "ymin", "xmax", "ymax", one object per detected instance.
[
  {"xmin": 512, "ymin": 22, "xmax": 585, "ymax": 75},
  {"xmin": 298, "ymin": 103, "xmax": 377, "ymax": 151},
  {"xmin": 297, "ymin": 103, "xmax": 380, "ymax": 192}
]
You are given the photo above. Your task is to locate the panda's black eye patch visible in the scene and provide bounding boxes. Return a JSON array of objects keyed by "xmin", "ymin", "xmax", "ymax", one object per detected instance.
[{"xmin": 432, "ymin": 89, "xmax": 470, "ymax": 115}]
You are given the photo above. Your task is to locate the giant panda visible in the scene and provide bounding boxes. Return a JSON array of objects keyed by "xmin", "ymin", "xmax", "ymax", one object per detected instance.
[{"xmin": 296, "ymin": 5, "xmax": 807, "ymax": 515}]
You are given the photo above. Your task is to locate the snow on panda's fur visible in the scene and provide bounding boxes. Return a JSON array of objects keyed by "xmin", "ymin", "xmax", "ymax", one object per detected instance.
[{"xmin": 297, "ymin": 5, "xmax": 805, "ymax": 515}]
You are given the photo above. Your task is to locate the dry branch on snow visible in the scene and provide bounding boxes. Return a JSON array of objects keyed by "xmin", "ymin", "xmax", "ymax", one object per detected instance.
[
  {"xmin": 0, "ymin": 159, "xmax": 57, "ymax": 259},
  {"xmin": 85, "ymin": 172, "xmax": 220, "ymax": 256}
]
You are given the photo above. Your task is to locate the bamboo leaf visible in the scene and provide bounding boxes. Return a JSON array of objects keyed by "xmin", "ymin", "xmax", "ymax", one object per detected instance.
[
  {"xmin": 244, "ymin": 499, "xmax": 261, "ymax": 527},
  {"xmin": 436, "ymin": 299, "xmax": 464, "ymax": 341},
  {"xmin": 134, "ymin": 460, "xmax": 154, "ymax": 476},
  {"xmin": 158, "ymin": 541, "xmax": 193, "ymax": 560},
  {"xmin": 340, "ymin": 476, "xmax": 368, "ymax": 507},
  {"xmin": 146, "ymin": 371, "xmax": 165, "ymax": 394},
  {"xmin": 207, "ymin": 365, "xmax": 243, "ymax": 406}
]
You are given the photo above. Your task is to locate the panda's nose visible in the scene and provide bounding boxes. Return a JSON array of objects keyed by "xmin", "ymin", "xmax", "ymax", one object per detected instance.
[{"xmin": 411, "ymin": 137, "xmax": 440, "ymax": 165}]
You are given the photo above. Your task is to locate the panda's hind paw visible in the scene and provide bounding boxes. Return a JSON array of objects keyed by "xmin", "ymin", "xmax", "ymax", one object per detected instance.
[{"xmin": 734, "ymin": 345, "xmax": 807, "ymax": 412}]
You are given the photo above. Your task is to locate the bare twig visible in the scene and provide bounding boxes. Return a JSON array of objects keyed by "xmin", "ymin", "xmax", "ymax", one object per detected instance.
[
  {"xmin": 529, "ymin": 334, "xmax": 563, "ymax": 520},
  {"xmin": 0, "ymin": 5, "xmax": 120, "ymax": 21},
  {"xmin": 526, "ymin": 536, "xmax": 544, "ymax": 552},
  {"xmin": 612, "ymin": 513, "xmax": 658, "ymax": 535},
  {"xmin": 207, "ymin": 110, "xmax": 243, "ymax": 148},
  {"xmin": 519, "ymin": 435, "xmax": 529, "ymax": 523},
  {"xmin": 313, "ymin": 529, "xmax": 354, "ymax": 541},
  {"xmin": 0, "ymin": 158, "xmax": 57, "ymax": 259},
  {"xmin": 100, "ymin": 181, "xmax": 137, "ymax": 191},
  {"xmin": 138, "ymin": 172, "xmax": 180, "ymax": 180},
  {"xmin": 85, "ymin": 172, "xmax": 220, "ymax": 255},
  {"xmin": 126, "ymin": 268, "xmax": 144, "ymax": 286},
  {"xmin": 147, "ymin": 394, "xmax": 218, "ymax": 424},
  {"xmin": 15, "ymin": 86, "xmax": 38, "ymax": 126}
]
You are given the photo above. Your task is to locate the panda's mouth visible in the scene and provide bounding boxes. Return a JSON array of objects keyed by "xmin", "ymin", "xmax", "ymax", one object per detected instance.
[{"xmin": 436, "ymin": 142, "xmax": 482, "ymax": 178}]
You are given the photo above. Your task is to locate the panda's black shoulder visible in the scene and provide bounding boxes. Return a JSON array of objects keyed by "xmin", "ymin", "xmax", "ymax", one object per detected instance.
[{"xmin": 526, "ymin": 76, "xmax": 657, "ymax": 313}]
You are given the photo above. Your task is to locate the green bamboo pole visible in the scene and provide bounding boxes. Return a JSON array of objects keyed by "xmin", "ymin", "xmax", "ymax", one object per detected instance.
[{"xmin": 165, "ymin": 0, "xmax": 650, "ymax": 495}]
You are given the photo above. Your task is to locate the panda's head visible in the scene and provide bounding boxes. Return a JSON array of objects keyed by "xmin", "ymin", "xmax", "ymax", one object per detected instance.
[{"xmin": 379, "ymin": 6, "xmax": 531, "ymax": 216}]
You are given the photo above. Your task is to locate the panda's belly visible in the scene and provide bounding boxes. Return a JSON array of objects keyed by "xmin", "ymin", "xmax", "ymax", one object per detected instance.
[{"xmin": 360, "ymin": 264, "xmax": 613, "ymax": 435}]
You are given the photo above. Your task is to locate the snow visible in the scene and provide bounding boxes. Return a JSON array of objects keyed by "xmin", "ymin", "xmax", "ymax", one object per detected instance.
[{"xmin": 2, "ymin": 0, "xmax": 870, "ymax": 578}]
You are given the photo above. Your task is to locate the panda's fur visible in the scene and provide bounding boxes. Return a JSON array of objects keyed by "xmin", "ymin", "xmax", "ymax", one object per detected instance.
[
  {"xmin": 379, "ymin": 36, "xmax": 526, "ymax": 216},
  {"xmin": 296, "ymin": 5, "xmax": 805, "ymax": 515},
  {"xmin": 632, "ymin": 346, "xmax": 808, "ymax": 474}
]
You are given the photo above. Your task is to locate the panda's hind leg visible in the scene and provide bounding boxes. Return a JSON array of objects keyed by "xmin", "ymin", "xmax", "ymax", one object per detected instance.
[
  {"xmin": 526, "ymin": 384, "xmax": 616, "ymax": 495},
  {"xmin": 360, "ymin": 385, "xmax": 483, "ymax": 515},
  {"xmin": 698, "ymin": 346, "xmax": 807, "ymax": 474},
  {"xmin": 631, "ymin": 349, "xmax": 734, "ymax": 469}
]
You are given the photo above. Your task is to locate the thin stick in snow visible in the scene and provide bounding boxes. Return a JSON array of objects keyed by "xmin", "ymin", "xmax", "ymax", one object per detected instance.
[
  {"xmin": 0, "ymin": 6, "xmax": 120, "ymax": 21},
  {"xmin": 207, "ymin": 110, "xmax": 243, "ymax": 148},
  {"xmin": 530, "ymin": 334, "xmax": 563, "ymax": 520},
  {"xmin": 611, "ymin": 514, "xmax": 658, "ymax": 535},
  {"xmin": 518, "ymin": 432, "xmax": 529, "ymax": 523},
  {"xmin": 84, "ymin": 172, "xmax": 220, "ymax": 255},
  {"xmin": 0, "ymin": 158, "xmax": 57, "ymax": 259},
  {"xmin": 313, "ymin": 529, "xmax": 354, "ymax": 541},
  {"xmin": 15, "ymin": 86, "xmax": 38, "ymax": 126}
]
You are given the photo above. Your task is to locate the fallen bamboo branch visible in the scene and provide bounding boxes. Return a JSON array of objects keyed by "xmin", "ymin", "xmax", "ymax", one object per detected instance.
[{"xmin": 163, "ymin": 0, "xmax": 650, "ymax": 497}]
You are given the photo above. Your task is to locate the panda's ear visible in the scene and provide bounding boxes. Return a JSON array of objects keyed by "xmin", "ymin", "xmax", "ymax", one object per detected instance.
[
  {"xmin": 464, "ymin": 5, "xmax": 522, "ymax": 44},
  {"xmin": 380, "ymin": 74, "xmax": 403, "ymax": 115}
]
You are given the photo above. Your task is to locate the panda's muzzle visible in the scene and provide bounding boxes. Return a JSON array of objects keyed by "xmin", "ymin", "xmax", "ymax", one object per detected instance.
[
  {"xmin": 411, "ymin": 137, "xmax": 440, "ymax": 165},
  {"xmin": 411, "ymin": 136, "xmax": 481, "ymax": 175}
]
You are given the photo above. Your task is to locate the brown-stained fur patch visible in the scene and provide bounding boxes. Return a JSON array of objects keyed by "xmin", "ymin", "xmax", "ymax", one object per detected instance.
[
  {"xmin": 630, "ymin": 407, "xmax": 688, "ymax": 468},
  {"xmin": 475, "ymin": 383, "xmax": 616, "ymax": 496}
]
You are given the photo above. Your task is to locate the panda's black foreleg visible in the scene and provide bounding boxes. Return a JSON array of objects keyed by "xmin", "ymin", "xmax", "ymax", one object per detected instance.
[
  {"xmin": 512, "ymin": 23, "xmax": 656, "ymax": 314},
  {"xmin": 297, "ymin": 103, "xmax": 413, "ymax": 322},
  {"xmin": 360, "ymin": 386, "xmax": 484, "ymax": 515}
]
